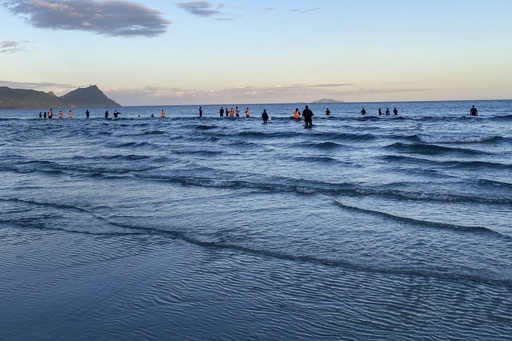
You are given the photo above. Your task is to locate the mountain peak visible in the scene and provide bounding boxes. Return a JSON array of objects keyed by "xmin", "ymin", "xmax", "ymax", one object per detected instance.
[{"xmin": 60, "ymin": 85, "xmax": 120, "ymax": 107}]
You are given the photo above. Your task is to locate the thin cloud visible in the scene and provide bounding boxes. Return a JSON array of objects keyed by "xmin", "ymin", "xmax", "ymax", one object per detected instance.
[
  {"xmin": 341, "ymin": 87, "xmax": 433, "ymax": 96},
  {"xmin": 0, "ymin": 40, "xmax": 29, "ymax": 53},
  {"xmin": 110, "ymin": 83, "xmax": 353, "ymax": 105},
  {"xmin": 1, "ymin": 0, "xmax": 171, "ymax": 37},
  {"xmin": 0, "ymin": 80, "xmax": 77, "ymax": 95},
  {"xmin": 289, "ymin": 83, "xmax": 353, "ymax": 89},
  {"xmin": 176, "ymin": 1, "xmax": 224, "ymax": 17},
  {"xmin": 291, "ymin": 7, "xmax": 320, "ymax": 14}
]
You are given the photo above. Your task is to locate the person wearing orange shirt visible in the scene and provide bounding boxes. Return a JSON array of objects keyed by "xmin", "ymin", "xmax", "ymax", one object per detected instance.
[
  {"xmin": 293, "ymin": 108, "xmax": 301, "ymax": 120},
  {"xmin": 68, "ymin": 110, "xmax": 73, "ymax": 118}
]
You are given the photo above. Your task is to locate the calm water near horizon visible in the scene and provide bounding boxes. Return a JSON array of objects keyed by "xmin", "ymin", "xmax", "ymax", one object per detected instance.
[{"xmin": 1, "ymin": 100, "xmax": 511, "ymax": 340}]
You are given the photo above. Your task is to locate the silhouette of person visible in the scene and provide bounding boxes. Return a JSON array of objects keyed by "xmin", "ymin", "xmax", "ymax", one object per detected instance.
[
  {"xmin": 262, "ymin": 109, "xmax": 269, "ymax": 123},
  {"xmin": 236, "ymin": 106, "xmax": 240, "ymax": 117},
  {"xmin": 199, "ymin": 106, "xmax": 203, "ymax": 117},
  {"xmin": 219, "ymin": 107, "xmax": 224, "ymax": 117},
  {"xmin": 470, "ymin": 105, "xmax": 478, "ymax": 116},
  {"xmin": 105, "ymin": 110, "xmax": 109, "ymax": 118},
  {"xmin": 86, "ymin": 109, "xmax": 90, "ymax": 118},
  {"xmin": 113, "ymin": 110, "xmax": 119, "ymax": 118},
  {"xmin": 361, "ymin": 108, "xmax": 366, "ymax": 115},
  {"xmin": 378, "ymin": 108, "xmax": 383, "ymax": 115},
  {"xmin": 302, "ymin": 105, "xmax": 314, "ymax": 127},
  {"xmin": 325, "ymin": 108, "xmax": 331, "ymax": 115},
  {"xmin": 245, "ymin": 107, "xmax": 250, "ymax": 117},
  {"xmin": 385, "ymin": 108, "xmax": 390, "ymax": 115},
  {"xmin": 393, "ymin": 108, "xmax": 398, "ymax": 115}
]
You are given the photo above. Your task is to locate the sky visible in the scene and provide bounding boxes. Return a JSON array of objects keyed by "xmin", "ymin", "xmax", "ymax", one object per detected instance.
[{"xmin": 1, "ymin": 0, "xmax": 511, "ymax": 106}]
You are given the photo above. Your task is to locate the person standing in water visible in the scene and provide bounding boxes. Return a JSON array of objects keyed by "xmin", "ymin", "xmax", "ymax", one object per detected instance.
[
  {"xmin": 86, "ymin": 109, "xmax": 90, "ymax": 118},
  {"xmin": 105, "ymin": 110, "xmax": 109, "ymax": 119},
  {"xmin": 236, "ymin": 106, "xmax": 240, "ymax": 117},
  {"xmin": 293, "ymin": 108, "xmax": 301, "ymax": 120},
  {"xmin": 470, "ymin": 105, "xmax": 478, "ymax": 116},
  {"xmin": 302, "ymin": 105, "xmax": 314, "ymax": 127},
  {"xmin": 393, "ymin": 108, "xmax": 398, "ymax": 115},
  {"xmin": 199, "ymin": 106, "xmax": 203, "ymax": 118},
  {"xmin": 58, "ymin": 110, "xmax": 63, "ymax": 119},
  {"xmin": 245, "ymin": 107, "xmax": 250, "ymax": 117},
  {"xmin": 262, "ymin": 109, "xmax": 269, "ymax": 123},
  {"xmin": 361, "ymin": 108, "xmax": 366, "ymax": 116},
  {"xmin": 219, "ymin": 107, "xmax": 224, "ymax": 117},
  {"xmin": 325, "ymin": 108, "xmax": 331, "ymax": 115},
  {"xmin": 68, "ymin": 110, "xmax": 73, "ymax": 118}
]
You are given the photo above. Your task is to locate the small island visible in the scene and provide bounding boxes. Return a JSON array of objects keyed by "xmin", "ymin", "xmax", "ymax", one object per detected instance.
[{"xmin": 312, "ymin": 98, "xmax": 344, "ymax": 104}]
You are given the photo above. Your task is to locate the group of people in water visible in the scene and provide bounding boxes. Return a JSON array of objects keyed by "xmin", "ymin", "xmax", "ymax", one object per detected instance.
[
  {"xmin": 38, "ymin": 105, "xmax": 479, "ymax": 122},
  {"xmin": 218, "ymin": 106, "xmax": 250, "ymax": 118},
  {"xmin": 39, "ymin": 109, "xmax": 77, "ymax": 119},
  {"xmin": 359, "ymin": 107, "xmax": 399, "ymax": 116}
]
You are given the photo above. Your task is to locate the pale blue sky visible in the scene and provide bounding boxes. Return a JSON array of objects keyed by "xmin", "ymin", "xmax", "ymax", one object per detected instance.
[{"xmin": 1, "ymin": 0, "xmax": 511, "ymax": 105}]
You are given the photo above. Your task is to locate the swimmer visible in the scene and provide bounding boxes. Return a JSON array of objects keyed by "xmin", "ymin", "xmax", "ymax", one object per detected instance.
[
  {"xmin": 302, "ymin": 105, "xmax": 314, "ymax": 127},
  {"xmin": 294, "ymin": 108, "xmax": 301, "ymax": 120},
  {"xmin": 262, "ymin": 109, "xmax": 269, "ymax": 123}
]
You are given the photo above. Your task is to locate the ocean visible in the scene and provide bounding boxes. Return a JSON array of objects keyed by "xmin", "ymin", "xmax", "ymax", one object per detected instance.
[{"xmin": 1, "ymin": 100, "xmax": 511, "ymax": 340}]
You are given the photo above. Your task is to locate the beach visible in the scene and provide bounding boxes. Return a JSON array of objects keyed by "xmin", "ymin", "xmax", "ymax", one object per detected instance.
[{"xmin": 1, "ymin": 100, "xmax": 511, "ymax": 340}]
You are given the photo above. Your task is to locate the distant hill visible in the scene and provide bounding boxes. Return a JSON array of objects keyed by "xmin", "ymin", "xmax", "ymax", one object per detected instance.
[
  {"xmin": 312, "ymin": 98, "xmax": 344, "ymax": 104},
  {"xmin": 0, "ymin": 85, "xmax": 120, "ymax": 109},
  {"xmin": 60, "ymin": 85, "xmax": 120, "ymax": 108}
]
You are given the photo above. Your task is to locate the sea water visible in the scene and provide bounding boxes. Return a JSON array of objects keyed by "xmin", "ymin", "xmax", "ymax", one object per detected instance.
[{"xmin": 1, "ymin": 100, "xmax": 511, "ymax": 340}]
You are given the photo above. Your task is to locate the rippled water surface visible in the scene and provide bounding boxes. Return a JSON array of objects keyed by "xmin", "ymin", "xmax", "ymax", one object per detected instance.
[{"xmin": 1, "ymin": 100, "xmax": 511, "ymax": 340}]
